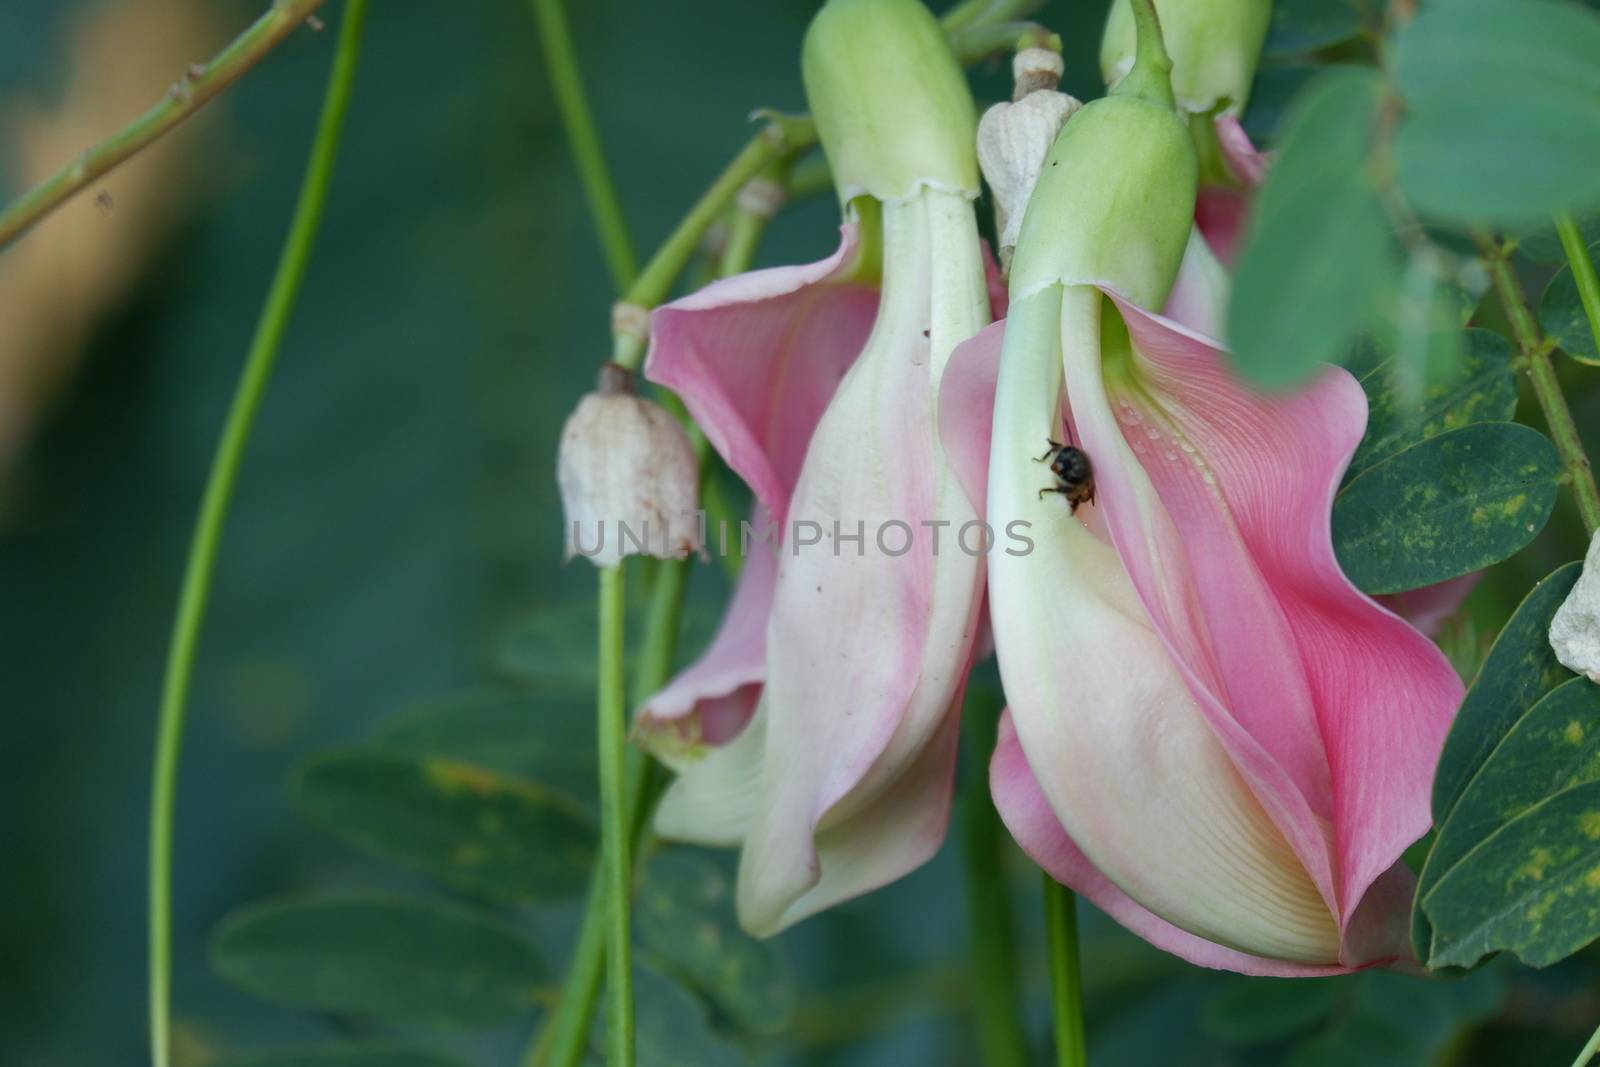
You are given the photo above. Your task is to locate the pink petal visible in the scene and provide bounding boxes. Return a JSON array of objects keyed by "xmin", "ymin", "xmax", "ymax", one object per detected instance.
[
  {"xmin": 736, "ymin": 194, "xmax": 990, "ymax": 934},
  {"xmin": 1216, "ymin": 114, "xmax": 1267, "ymax": 186},
  {"xmin": 635, "ymin": 521, "xmax": 776, "ymax": 737},
  {"xmin": 987, "ymin": 289, "xmax": 1339, "ymax": 963},
  {"xmin": 990, "ymin": 712, "xmax": 1360, "ymax": 977},
  {"xmin": 645, "ymin": 225, "xmax": 878, "ymax": 525},
  {"xmin": 1078, "ymin": 290, "xmax": 1463, "ymax": 937},
  {"xmin": 938, "ymin": 321, "xmax": 1006, "ymax": 514},
  {"xmin": 1195, "ymin": 117, "xmax": 1266, "ymax": 268}
]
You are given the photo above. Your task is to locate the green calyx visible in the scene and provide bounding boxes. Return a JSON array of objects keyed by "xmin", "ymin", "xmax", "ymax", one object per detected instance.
[
  {"xmin": 1007, "ymin": 94, "xmax": 1197, "ymax": 310},
  {"xmin": 1009, "ymin": 0, "xmax": 1194, "ymax": 308},
  {"xmin": 1101, "ymin": 0, "xmax": 1272, "ymax": 115},
  {"xmin": 802, "ymin": 0, "xmax": 979, "ymax": 203}
]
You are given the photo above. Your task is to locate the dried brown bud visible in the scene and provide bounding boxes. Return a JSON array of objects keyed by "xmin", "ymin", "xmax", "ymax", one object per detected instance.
[{"xmin": 558, "ymin": 363, "xmax": 701, "ymax": 567}]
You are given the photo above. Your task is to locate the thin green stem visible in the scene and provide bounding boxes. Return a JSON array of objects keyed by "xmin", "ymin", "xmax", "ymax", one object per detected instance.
[
  {"xmin": 529, "ymin": 0, "xmax": 637, "ymax": 292},
  {"xmin": 939, "ymin": 0, "xmax": 1048, "ymax": 33},
  {"xmin": 610, "ymin": 117, "xmax": 816, "ymax": 370},
  {"xmin": 595, "ymin": 565, "xmax": 633, "ymax": 1067},
  {"xmin": 959, "ymin": 697, "xmax": 1029, "ymax": 1067},
  {"xmin": 145, "ymin": 5, "xmax": 366, "ymax": 1066},
  {"xmin": 1572, "ymin": 1019, "xmax": 1600, "ymax": 1067},
  {"xmin": 1555, "ymin": 213, "xmax": 1600, "ymax": 366},
  {"xmin": 1044, "ymin": 878, "xmax": 1087, "ymax": 1067},
  {"xmin": 0, "ymin": 0, "xmax": 331, "ymax": 251},
  {"xmin": 1477, "ymin": 234, "xmax": 1600, "ymax": 535}
]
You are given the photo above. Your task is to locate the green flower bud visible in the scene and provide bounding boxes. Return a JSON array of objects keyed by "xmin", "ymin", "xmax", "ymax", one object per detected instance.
[
  {"xmin": 1101, "ymin": 0, "xmax": 1271, "ymax": 115},
  {"xmin": 802, "ymin": 0, "xmax": 979, "ymax": 203},
  {"xmin": 1008, "ymin": 94, "xmax": 1197, "ymax": 310}
]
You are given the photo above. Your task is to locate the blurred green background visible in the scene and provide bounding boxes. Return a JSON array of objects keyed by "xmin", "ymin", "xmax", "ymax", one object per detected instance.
[{"xmin": 3, "ymin": 1, "xmax": 1599, "ymax": 1065}]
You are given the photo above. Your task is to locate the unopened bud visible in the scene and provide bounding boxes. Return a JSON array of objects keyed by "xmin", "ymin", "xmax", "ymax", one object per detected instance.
[
  {"xmin": 1551, "ymin": 529, "xmax": 1600, "ymax": 684},
  {"xmin": 1100, "ymin": 0, "xmax": 1271, "ymax": 115},
  {"xmin": 558, "ymin": 363, "xmax": 701, "ymax": 567},
  {"xmin": 978, "ymin": 85, "xmax": 1081, "ymax": 268}
]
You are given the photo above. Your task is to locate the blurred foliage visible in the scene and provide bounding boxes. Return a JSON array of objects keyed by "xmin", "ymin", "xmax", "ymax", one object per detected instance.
[{"xmin": 4, "ymin": 0, "xmax": 1600, "ymax": 1065}]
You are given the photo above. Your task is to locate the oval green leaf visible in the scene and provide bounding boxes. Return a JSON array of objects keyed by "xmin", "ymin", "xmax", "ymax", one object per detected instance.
[
  {"xmin": 1263, "ymin": 0, "xmax": 1362, "ymax": 58},
  {"xmin": 636, "ymin": 852, "xmax": 797, "ymax": 1035},
  {"xmin": 295, "ymin": 748, "xmax": 595, "ymax": 902},
  {"xmin": 373, "ymin": 689, "xmax": 596, "ymax": 804},
  {"xmin": 1331, "ymin": 422, "xmax": 1560, "ymax": 595},
  {"xmin": 1394, "ymin": 0, "xmax": 1600, "ymax": 226},
  {"xmin": 1346, "ymin": 328, "xmax": 1518, "ymax": 483},
  {"xmin": 1540, "ymin": 252, "xmax": 1600, "ymax": 366},
  {"xmin": 1412, "ymin": 562, "xmax": 1582, "ymax": 957},
  {"xmin": 1229, "ymin": 68, "xmax": 1397, "ymax": 389},
  {"xmin": 211, "ymin": 894, "xmax": 546, "ymax": 1028},
  {"xmin": 1420, "ymin": 676, "xmax": 1600, "ymax": 968}
]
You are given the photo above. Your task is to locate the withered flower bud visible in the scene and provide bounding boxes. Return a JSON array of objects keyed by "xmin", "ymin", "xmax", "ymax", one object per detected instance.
[
  {"xmin": 557, "ymin": 362, "xmax": 701, "ymax": 567},
  {"xmin": 977, "ymin": 49, "xmax": 1081, "ymax": 269}
]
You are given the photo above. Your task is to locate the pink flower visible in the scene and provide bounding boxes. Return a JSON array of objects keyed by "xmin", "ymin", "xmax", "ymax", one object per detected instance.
[
  {"xmin": 640, "ymin": 208, "xmax": 1000, "ymax": 934},
  {"xmin": 1165, "ymin": 115, "xmax": 1268, "ymax": 338},
  {"xmin": 941, "ymin": 283, "xmax": 1464, "ymax": 974}
]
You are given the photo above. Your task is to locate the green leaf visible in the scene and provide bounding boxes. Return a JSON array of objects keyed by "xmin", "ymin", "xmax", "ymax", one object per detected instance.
[
  {"xmin": 1346, "ymin": 328, "xmax": 1518, "ymax": 483},
  {"xmin": 1411, "ymin": 562, "xmax": 1579, "ymax": 957},
  {"xmin": 372, "ymin": 689, "xmax": 596, "ymax": 802},
  {"xmin": 597, "ymin": 965, "xmax": 744, "ymax": 1067},
  {"xmin": 1263, "ymin": 0, "xmax": 1362, "ymax": 58},
  {"xmin": 1229, "ymin": 68, "xmax": 1398, "ymax": 389},
  {"xmin": 1540, "ymin": 247, "xmax": 1600, "ymax": 366},
  {"xmin": 1519, "ymin": 215, "xmax": 1600, "ymax": 263},
  {"xmin": 1419, "ymin": 680, "xmax": 1600, "ymax": 967},
  {"xmin": 1331, "ymin": 422, "xmax": 1561, "ymax": 594},
  {"xmin": 636, "ymin": 852, "xmax": 797, "ymax": 1034},
  {"xmin": 1202, "ymin": 977, "xmax": 1348, "ymax": 1045},
  {"xmin": 1241, "ymin": 65, "xmax": 1322, "ymax": 144},
  {"xmin": 213, "ymin": 1048, "xmax": 472, "ymax": 1067},
  {"xmin": 1394, "ymin": 0, "xmax": 1600, "ymax": 226},
  {"xmin": 1431, "ymin": 563, "xmax": 1584, "ymax": 823},
  {"xmin": 1420, "ymin": 686, "xmax": 1600, "ymax": 968},
  {"xmin": 1286, "ymin": 969, "xmax": 1506, "ymax": 1066},
  {"xmin": 211, "ymin": 894, "xmax": 547, "ymax": 1028},
  {"xmin": 295, "ymin": 748, "xmax": 596, "ymax": 903}
]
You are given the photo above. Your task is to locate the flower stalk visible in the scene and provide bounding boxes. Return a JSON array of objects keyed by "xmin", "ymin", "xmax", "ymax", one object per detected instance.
[
  {"xmin": 0, "ymin": 0, "xmax": 332, "ymax": 251},
  {"xmin": 960, "ymin": 694, "xmax": 1029, "ymax": 1067},
  {"xmin": 1477, "ymin": 233, "xmax": 1600, "ymax": 535},
  {"xmin": 1044, "ymin": 878, "xmax": 1087, "ymax": 1067},
  {"xmin": 529, "ymin": 0, "xmax": 638, "ymax": 291},
  {"xmin": 1555, "ymin": 213, "xmax": 1600, "ymax": 368},
  {"xmin": 145, "ymin": 4, "xmax": 367, "ymax": 1065}
]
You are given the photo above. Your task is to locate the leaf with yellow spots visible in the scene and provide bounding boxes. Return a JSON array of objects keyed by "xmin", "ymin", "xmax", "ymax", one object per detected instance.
[
  {"xmin": 295, "ymin": 747, "xmax": 596, "ymax": 903},
  {"xmin": 1332, "ymin": 422, "xmax": 1560, "ymax": 595},
  {"xmin": 1417, "ymin": 679, "xmax": 1600, "ymax": 968},
  {"xmin": 635, "ymin": 850, "xmax": 797, "ymax": 1035}
]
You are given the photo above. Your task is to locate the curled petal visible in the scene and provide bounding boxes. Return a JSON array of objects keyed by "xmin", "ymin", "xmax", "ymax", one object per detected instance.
[
  {"xmin": 737, "ymin": 189, "xmax": 989, "ymax": 935},
  {"xmin": 645, "ymin": 224, "xmax": 878, "ymax": 524},
  {"xmin": 1195, "ymin": 116, "xmax": 1266, "ymax": 268},
  {"xmin": 1073, "ymin": 289, "xmax": 1461, "ymax": 942},
  {"xmin": 988, "ymin": 289, "xmax": 1340, "ymax": 962}
]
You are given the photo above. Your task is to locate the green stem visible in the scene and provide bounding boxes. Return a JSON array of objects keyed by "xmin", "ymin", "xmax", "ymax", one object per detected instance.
[
  {"xmin": 939, "ymin": 0, "xmax": 1048, "ymax": 33},
  {"xmin": 529, "ymin": 0, "xmax": 638, "ymax": 292},
  {"xmin": 0, "ymin": 0, "xmax": 332, "ymax": 251},
  {"xmin": 145, "ymin": 5, "xmax": 366, "ymax": 1066},
  {"xmin": 1572, "ymin": 1019, "xmax": 1600, "ymax": 1067},
  {"xmin": 1044, "ymin": 879, "xmax": 1087, "ymax": 1067},
  {"xmin": 596, "ymin": 565, "xmax": 634, "ymax": 1067},
  {"xmin": 610, "ymin": 117, "xmax": 816, "ymax": 370},
  {"xmin": 1477, "ymin": 234, "xmax": 1600, "ymax": 535},
  {"xmin": 959, "ymin": 697, "xmax": 1029, "ymax": 1067},
  {"xmin": 1555, "ymin": 213, "xmax": 1600, "ymax": 367}
]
